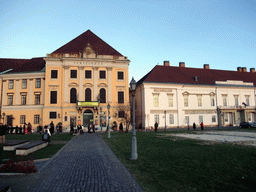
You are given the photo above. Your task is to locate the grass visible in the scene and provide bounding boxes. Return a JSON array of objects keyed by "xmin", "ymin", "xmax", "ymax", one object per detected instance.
[
  {"xmin": 100, "ymin": 131, "xmax": 256, "ymax": 192},
  {"xmin": 0, "ymin": 133, "xmax": 74, "ymax": 165}
]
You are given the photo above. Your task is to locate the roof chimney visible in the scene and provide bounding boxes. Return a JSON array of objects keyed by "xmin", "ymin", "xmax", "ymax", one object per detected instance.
[
  {"xmin": 242, "ymin": 67, "xmax": 247, "ymax": 72},
  {"xmin": 250, "ymin": 68, "xmax": 255, "ymax": 73},
  {"xmin": 164, "ymin": 61, "xmax": 170, "ymax": 66},
  {"xmin": 204, "ymin": 64, "xmax": 209, "ymax": 69},
  {"xmin": 237, "ymin": 67, "xmax": 242, "ymax": 72},
  {"xmin": 179, "ymin": 62, "xmax": 185, "ymax": 68}
]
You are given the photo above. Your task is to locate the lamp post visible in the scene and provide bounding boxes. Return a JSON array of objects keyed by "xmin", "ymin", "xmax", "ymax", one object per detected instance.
[
  {"xmin": 130, "ymin": 77, "xmax": 138, "ymax": 160},
  {"xmin": 164, "ymin": 110, "xmax": 167, "ymax": 131},
  {"xmin": 107, "ymin": 103, "xmax": 111, "ymax": 138},
  {"xmin": 100, "ymin": 107, "xmax": 102, "ymax": 133}
]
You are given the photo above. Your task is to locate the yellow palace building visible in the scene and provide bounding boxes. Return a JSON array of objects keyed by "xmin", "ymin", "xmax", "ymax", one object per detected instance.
[{"xmin": 0, "ymin": 30, "xmax": 130, "ymax": 131}]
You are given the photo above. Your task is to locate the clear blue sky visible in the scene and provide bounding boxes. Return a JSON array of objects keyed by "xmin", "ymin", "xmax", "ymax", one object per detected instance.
[{"xmin": 1, "ymin": 0, "xmax": 256, "ymax": 82}]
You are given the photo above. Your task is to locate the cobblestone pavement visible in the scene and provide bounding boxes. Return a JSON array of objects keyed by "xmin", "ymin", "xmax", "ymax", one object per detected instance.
[{"xmin": 1, "ymin": 133, "xmax": 144, "ymax": 192}]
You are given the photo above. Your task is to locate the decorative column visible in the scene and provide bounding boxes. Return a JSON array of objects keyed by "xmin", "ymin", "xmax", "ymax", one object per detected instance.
[
  {"xmin": 15, "ymin": 80, "xmax": 20, "ymax": 105},
  {"xmin": 107, "ymin": 67, "xmax": 112, "ymax": 103},
  {"xmin": 63, "ymin": 66, "xmax": 69, "ymax": 103},
  {"xmin": 78, "ymin": 66, "xmax": 84, "ymax": 101},
  {"xmin": 2, "ymin": 81, "xmax": 6, "ymax": 106},
  {"xmin": 29, "ymin": 79, "xmax": 33, "ymax": 105},
  {"xmin": 93, "ymin": 67, "xmax": 98, "ymax": 101}
]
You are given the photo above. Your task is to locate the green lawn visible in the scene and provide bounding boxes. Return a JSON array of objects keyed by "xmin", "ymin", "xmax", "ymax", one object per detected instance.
[
  {"xmin": 100, "ymin": 131, "xmax": 256, "ymax": 192},
  {"xmin": 0, "ymin": 133, "xmax": 74, "ymax": 164}
]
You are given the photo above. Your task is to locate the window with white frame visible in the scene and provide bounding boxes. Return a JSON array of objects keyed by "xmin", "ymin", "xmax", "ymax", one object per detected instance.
[
  {"xmin": 22, "ymin": 79, "xmax": 27, "ymax": 89},
  {"xmin": 169, "ymin": 114, "xmax": 174, "ymax": 124},
  {"xmin": 199, "ymin": 116, "xmax": 203, "ymax": 124},
  {"xmin": 154, "ymin": 114, "xmax": 159, "ymax": 124},
  {"xmin": 245, "ymin": 95, "xmax": 250, "ymax": 106},
  {"xmin": 210, "ymin": 95, "xmax": 215, "ymax": 106},
  {"xmin": 153, "ymin": 94, "xmax": 159, "ymax": 107},
  {"xmin": 234, "ymin": 95, "xmax": 239, "ymax": 108},
  {"xmin": 184, "ymin": 94, "xmax": 188, "ymax": 107},
  {"xmin": 212, "ymin": 115, "xmax": 216, "ymax": 123},
  {"xmin": 35, "ymin": 94, "xmax": 40, "ymax": 105},
  {"xmin": 34, "ymin": 115, "xmax": 40, "ymax": 124},
  {"xmin": 198, "ymin": 95, "xmax": 202, "ymax": 107},
  {"xmin": 21, "ymin": 94, "xmax": 26, "ymax": 105},
  {"xmin": 224, "ymin": 113, "xmax": 228, "ymax": 122},
  {"xmin": 35, "ymin": 78, "xmax": 41, "ymax": 88},
  {"xmin": 8, "ymin": 95, "xmax": 13, "ymax": 105},
  {"xmin": 9, "ymin": 80, "xmax": 14, "ymax": 89},
  {"xmin": 168, "ymin": 94, "xmax": 173, "ymax": 107},
  {"xmin": 185, "ymin": 116, "xmax": 189, "ymax": 124},
  {"xmin": 20, "ymin": 115, "xmax": 26, "ymax": 124},
  {"xmin": 222, "ymin": 95, "xmax": 227, "ymax": 106}
]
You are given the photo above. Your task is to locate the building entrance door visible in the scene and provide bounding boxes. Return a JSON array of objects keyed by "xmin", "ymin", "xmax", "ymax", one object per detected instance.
[
  {"xmin": 7, "ymin": 116, "xmax": 13, "ymax": 126},
  {"xmin": 83, "ymin": 110, "xmax": 93, "ymax": 128}
]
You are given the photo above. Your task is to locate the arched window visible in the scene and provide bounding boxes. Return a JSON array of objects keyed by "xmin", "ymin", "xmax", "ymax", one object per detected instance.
[
  {"xmin": 70, "ymin": 88, "xmax": 77, "ymax": 103},
  {"xmin": 99, "ymin": 88, "xmax": 106, "ymax": 103},
  {"xmin": 85, "ymin": 88, "xmax": 91, "ymax": 102}
]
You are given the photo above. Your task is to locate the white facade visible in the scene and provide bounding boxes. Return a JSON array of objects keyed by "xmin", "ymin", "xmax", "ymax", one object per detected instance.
[{"xmin": 135, "ymin": 80, "xmax": 256, "ymax": 129}]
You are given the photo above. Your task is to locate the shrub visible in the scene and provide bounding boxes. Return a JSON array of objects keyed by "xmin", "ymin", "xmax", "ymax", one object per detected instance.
[{"xmin": 0, "ymin": 156, "xmax": 37, "ymax": 173}]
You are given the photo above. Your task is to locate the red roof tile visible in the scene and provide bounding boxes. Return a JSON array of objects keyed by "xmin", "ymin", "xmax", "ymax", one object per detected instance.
[
  {"xmin": 52, "ymin": 30, "xmax": 123, "ymax": 56},
  {"xmin": 138, "ymin": 65, "xmax": 256, "ymax": 86},
  {"xmin": 10, "ymin": 57, "xmax": 45, "ymax": 73}
]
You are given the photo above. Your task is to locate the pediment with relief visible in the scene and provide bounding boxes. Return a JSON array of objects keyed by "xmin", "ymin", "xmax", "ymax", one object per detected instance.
[
  {"xmin": 68, "ymin": 82, "xmax": 78, "ymax": 87},
  {"xmin": 98, "ymin": 83, "xmax": 107, "ymax": 88},
  {"xmin": 83, "ymin": 83, "xmax": 93, "ymax": 88},
  {"xmin": 82, "ymin": 43, "xmax": 97, "ymax": 58}
]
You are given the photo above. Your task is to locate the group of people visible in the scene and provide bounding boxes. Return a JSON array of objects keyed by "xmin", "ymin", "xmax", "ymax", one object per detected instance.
[
  {"xmin": 152, "ymin": 121, "xmax": 205, "ymax": 132},
  {"xmin": 0, "ymin": 123, "xmax": 33, "ymax": 135}
]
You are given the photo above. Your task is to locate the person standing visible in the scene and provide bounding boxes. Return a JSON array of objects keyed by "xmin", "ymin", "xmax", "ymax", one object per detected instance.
[
  {"xmin": 154, "ymin": 122, "xmax": 158, "ymax": 132},
  {"xmin": 27, "ymin": 122, "xmax": 32, "ymax": 134},
  {"xmin": 92, "ymin": 124, "xmax": 95, "ymax": 133},
  {"xmin": 88, "ymin": 123, "xmax": 91, "ymax": 133},
  {"xmin": 193, "ymin": 122, "xmax": 196, "ymax": 130},
  {"xmin": 119, "ymin": 122, "xmax": 123, "ymax": 132},
  {"xmin": 50, "ymin": 121, "xmax": 54, "ymax": 135},
  {"xmin": 200, "ymin": 122, "xmax": 204, "ymax": 130}
]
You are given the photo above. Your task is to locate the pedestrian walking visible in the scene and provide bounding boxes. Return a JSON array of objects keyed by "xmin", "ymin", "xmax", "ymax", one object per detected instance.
[
  {"xmin": 27, "ymin": 122, "xmax": 32, "ymax": 134},
  {"xmin": 154, "ymin": 122, "xmax": 158, "ymax": 132},
  {"xmin": 193, "ymin": 122, "xmax": 196, "ymax": 130},
  {"xmin": 119, "ymin": 122, "xmax": 123, "ymax": 132},
  {"xmin": 200, "ymin": 122, "xmax": 204, "ymax": 130},
  {"xmin": 50, "ymin": 121, "xmax": 54, "ymax": 135},
  {"xmin": 92, "ymin": 124, "xmax": 95, "ymax": 133},
  {"xmin": 88, "ymin": 123, "xmax": 91, "ymax": 133}
]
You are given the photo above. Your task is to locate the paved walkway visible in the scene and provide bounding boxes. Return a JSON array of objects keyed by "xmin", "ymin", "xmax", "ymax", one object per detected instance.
[{"xmin": 1, "ymin": 133, "xmax": 144, "ymax": 192}]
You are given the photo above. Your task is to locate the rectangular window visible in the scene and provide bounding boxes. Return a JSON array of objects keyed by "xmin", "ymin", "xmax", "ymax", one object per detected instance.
[
  {"xmin": 153, "ymin": 94, "xmax": 159, "ymax": 107},
  {"xmin": 198, "ymin": 95, "xmax": 202, "ymax": 107},
  {"xmin": 154, "ymin": 114, "xmax": 159, "ymax": 124},
  {"xmin": 223, "ymin": 95, "xmax": 227, "ymax": 106},
  {"xmin": 49, "ymin": 112, "xmax": 57, "ymax": 119},
  {"xmin": 169, "ymin": 114, "xmax": 174, "ymax": 124},
  {"xmin": 21, "ymin": 95, "xmax": 26, "ymax": 105},
  {"xmin": 224, "ymin": 113, "xmax": 228, "ymax": 122},
  {"xmin": 34, "ymin": 115, "xmax": 40, "ymax": 124},
  {"xmin": 50, "ymin": 91, "xmax": 57, "ymax": 104},
  {"xmin": 185, "ymin": 116, "xmax": 189, "ymax": 124},
  {"xmin": 99, "ymin": 71, "xmax": 106, "ymax": 79},
  {"xmin": 248, "ymin": 113, "xmax": 252, "ymax": 121},
  {"xmin": 234, "ymin": 95, "xmax": 239, "ymax": 108},
  {"xmin": 22, "ymin": 79, "xmax": 27, "ymax": 89},
  {"xmin": 70, "ymin": 70, "xmax": 77, "ymax": 78},
  {"xmin": 9, "ymin": 80, "xmax": 14, "ymax": 89},
  {"xmin": 118, "ymin": 91, "xmax": 124, "ymax": 103},
  {"xmin": 118, "ymin": 71, "xmax": 124, "ymax": 80},
  {"xmin": 245, "ymin": 96, "xmax": 250, "ymax": 106},
  {"xmin": 51, "ymin": 70, "xmax": 58, "ymax": 78},
  {"xmin": 210, "ymin": 95, "xmax": 215, "ymax": 107},
  {"xmin": 118, "ymin": 111, "xmax": 125, "ymax": 118},
  {"xmin": 20, "ymin": 115, "xmax": 26, "ymax": 124},
  {"xmin": 184, "ymin": 94, "xmax": 188, "ymax": 107},
  {"xmin": 168, "ymin": 95, "xmax": 173, "ymax": 107},
  {"xmin": 8, "ymin": 95, "xmax": 13, "ymax": 105},
  {"xmin": 35, "ymin": 94, "xmax": 40, "ymax": 105},
  {"xmin": 199, "ymin": 116, "xmax": 203, "ymax": 124},
  {"xmin": 35, "ymin": 78, "xmax": 41, "ymax": 88},
  {"xmin": 212, "ymin": 115, "xmax": 216, "ymax": 123},
  {"xmin": 85, "ymin": 70, "xmax": 92, "ymax": 79}
]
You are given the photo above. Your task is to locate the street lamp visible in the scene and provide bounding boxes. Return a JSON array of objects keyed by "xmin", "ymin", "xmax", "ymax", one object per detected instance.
[
  {"xmin": 107, "ymin": 103, "xmax": 111, "ymax": 138},
  {"xmin": 164, "ymin": 110, "xmax": 167, "ymax": 131},
  {"xmin": 130, "ymin": 77, "xmax": 138, "ymax": 160},
  {"xmin": 100, "ymin": 107, "xmax": 102, "ymax": 133}
]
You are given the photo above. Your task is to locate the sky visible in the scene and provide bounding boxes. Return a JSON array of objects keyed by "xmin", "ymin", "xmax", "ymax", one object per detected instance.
[{"xmin": 1, "ymin": 0, "xmax": 256, "ymax": 82}]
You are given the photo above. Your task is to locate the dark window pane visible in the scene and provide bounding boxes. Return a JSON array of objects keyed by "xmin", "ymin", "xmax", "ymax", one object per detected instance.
[
  {"xmin": 85, "ymin": 88, "xmax": 91, "ymax": 102},
  {"xmin": 50, "ymin": 91, "xmax": 57, "ymax": 104},
  {"xmin": 50, "ymin": 112, "xmax": 57, "ymax": 119},
  {"xmin": 100, "ymin": 88, "xmax": 106, "ymax": 103},
  {"xmin": 85, "ymin": 70, "xmax": 92, "ymax": 78},
  {"xmin": 100, "ymin": 71, "xmax": 106, "ymax": 79},
  {"xmin": 118, "ymin": 111, "xmax": 125, "ymax": 118},
  {"xmin": 70, "ymin": 88, "xmax": 77, "ymax": 103},
  {"xmin": 118, "ymin": 72, "xmax": 124, "ymax": 80},
  {"xmin": 51, "ymin": 70, "xmax": 58, "ymax": 78},
  {"xmin": 118, "ymin": 91, "xmax": 124, "ymax": 103},
  {"xmin": 71, "ymin": 70, "xmax": 77, "ymax": 78}
]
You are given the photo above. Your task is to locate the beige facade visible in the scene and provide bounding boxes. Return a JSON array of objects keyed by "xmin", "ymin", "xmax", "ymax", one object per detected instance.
[{"xmin": 0, "ymin": 30, "xmax": 130, "ymax": 131}]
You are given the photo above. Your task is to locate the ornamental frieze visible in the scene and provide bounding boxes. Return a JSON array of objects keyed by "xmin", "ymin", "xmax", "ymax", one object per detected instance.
[{"xmin": 184, "ymin": 110, "xmax": 215, "ymax": 114}]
